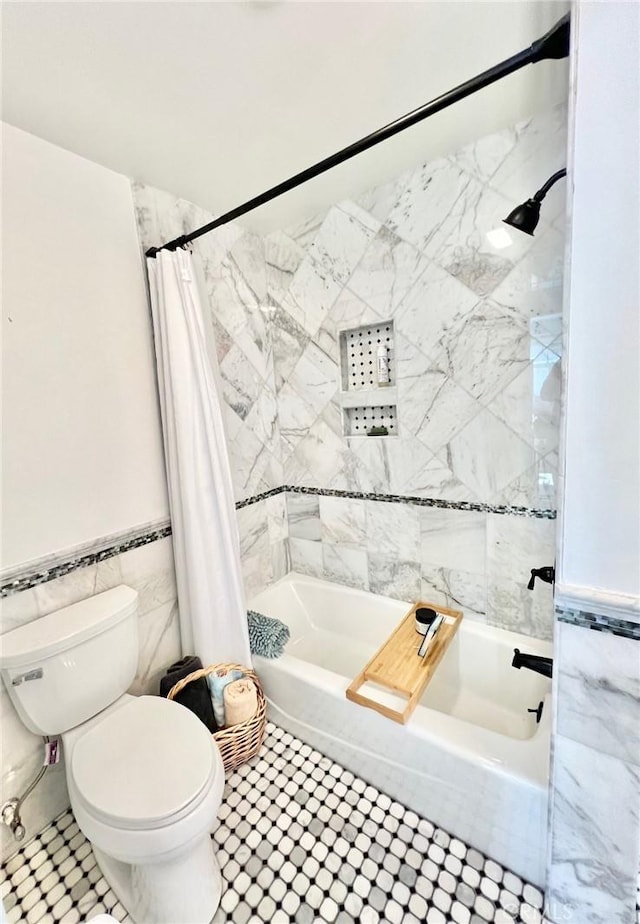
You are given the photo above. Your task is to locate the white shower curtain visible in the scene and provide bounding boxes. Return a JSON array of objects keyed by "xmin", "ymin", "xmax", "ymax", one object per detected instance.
[{"xmin": 146, "ymin": 248, "xmax": 251, "ymax": 666}]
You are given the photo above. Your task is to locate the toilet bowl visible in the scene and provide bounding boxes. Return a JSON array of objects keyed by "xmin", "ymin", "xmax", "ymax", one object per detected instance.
[
  {"xmin": 64, "ymin": 694, "xmax": 225, "ymax": 924},
  {"xmin": 0, "ymin": 585, "xmax": 227, "ymax": 924}
]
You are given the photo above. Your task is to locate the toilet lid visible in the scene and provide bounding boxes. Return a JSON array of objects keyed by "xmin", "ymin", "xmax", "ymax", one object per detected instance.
[{"xmin": 70, "ymin": 696, "xmax": 217, "ymax": 829}]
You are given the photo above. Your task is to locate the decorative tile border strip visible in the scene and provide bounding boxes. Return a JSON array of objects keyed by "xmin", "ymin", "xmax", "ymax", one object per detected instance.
[
  {"xmin": 235, "ymin": 486, "xmax": 286, "ymax": 510},
  {"xmin": 240, "ymin": 484, "xmax": 557, "ymax": 519},
  {"xmin": 0, "ymin": 522, "xmax": 172, "ymax": 599},
  {"xmin": 556, "ymin": 606, "xmax": 640, "ymax": 640},
  {"xmin": 1, "ymin": 486, "xmax": 556, "ymax": 599}
]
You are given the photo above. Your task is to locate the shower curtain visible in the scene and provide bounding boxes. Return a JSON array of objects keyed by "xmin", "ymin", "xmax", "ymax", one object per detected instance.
[{"xmin": 146, "ymin": 248, "xmax": 251, "ymax": 666}]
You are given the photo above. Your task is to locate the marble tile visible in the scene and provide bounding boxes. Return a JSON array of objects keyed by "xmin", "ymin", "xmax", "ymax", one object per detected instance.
[
  {"xmin": 439, "ymin": 298, "xmax": 534, "ymax": 404},
  {"xmin": 491, "ymin": 225, "xmax": 565, "ymax": 322},
  {"xmin": 286, "ymin": 495, "xmax": 321, "ymax": 541},
  {"xmin": 367, "ymin": 554, "xmax": 420, "ymax": 602},
  {"xmin": 291, "ymin": 419, "xmax": 346, "ymax": 487},
  {"xmin": 486, "ymin": 513, "xmax": 556, "ymax": 588},
  {"xmin": 277, "ymin": 385, "xmax": 321, "ymax": 461},
  {"xmin": 264, "ymin": 230, "xmax": 306, "ymax": 307},
  {"xmin": 556, "ymin": 623, "xmax": 640, "ymax": 767},
  {"xmin": 219, "ymin": 343, "xmax": 265, "ymax": 422},
  {"xmin": 281, "ymin": 254, "xmax": 343, "ymax": 338},
  {"xmin": 355, "ymin": 170, "xmax": 411, "ymax": 224},
  {"xmin": 449, "ymin": 125, "xmax": 518, "ymax": 185},
  {"xmin": 348, "ymin": 227, "xmax": 430, "ymax": 318},
  {"xmin": 286, "ymin": 341, "xmax": 339, "ymax": 418},
  {"xmin": 324, "ymin": 288, "xmax": 384, "ymax": 353},
  {"xmin": 236, "ymin": 501, "xmax": 269, "ymax": 559},
  {"xmin": 399, "ymin": 362, "xmax": 481, "ymax": 454},
  {"xmin": 420, "ymin": 566, "xmax": 486, "ymax": 620},
  {"xmin": 365, "ymin": 500, "xmax": 420, "ymax": 561},
  {"xmin": 271, "ymin": 304, "xmax": 310, "ymax": 392},
  {"xmin": 117, "ymin": 536, "xmax": 177, "ymax": 617},
  {"xmin": 241, "ymin": 546, "xmax": 273, "ymax": 600},
  {"xmin": 228, "ymin": 425, "xmax": 278, "ymax": 500},
  {"xmin": 547, "ymin": 735, "xmax": 640, "ymax": 924},
  {"xmin": 130, "ymin": 598, "xmax": 181, "ymax": 696},
  {"xmin": 0, "ymin": 588, "xmax": 40, "ymax": 634},
  {"xmin": 287, "ymin": 209, "xmax": 328, "ymax": 251},
  {"xmin": 289, "ymin": 538, "xmax": 324, "ymax": 579},
  {"xmin": 322, "ymin": 543, "xmax": 369, "ymax": 591},
  {"xmin": 270, "ymin": 539, "xmax": 290, "ymax": 583},
  {"xmin": 394, "ymin": 260, "xmax": 480, "ymax": 365},
  {"xmin": 382, "ymin": 438, "xmax": 438, "ymax": 497},
  {"xmin": 404, "ymin": 451, "xmax": 479, "ymax": 502},
  {"xmin": 427, "ymin": 175, "xmax": 537, "ymax": 297},
  {"xmin": 486, "ymin": 574, "xmax": 553, "ymax": 639},
  {"xmin": 266, "ymin": 494, "xmax": 288, "ymax": 543},
  {"xmin": 386, "ymin": 156, "xmax": 472, "ymax": 255},
  {"xmin": 419, "ymin": 508, "xmax": 486, "ymax": 575},
  {"xmin": 489, "ymin": 355, "xmax": 561, "ymax": 456},
  {"xmin": 32, "ymin": 565, "xmax": 99, "ymax": 618},
  {"xmin": 448, "ymin": 409, "xmax": 537, "ymax": 502},
  {"xmin": 308, "ymin": 205, "xmax": 378, "ymax": 286},
  {"xmin": 243, "ymin": 384, "xmax": 280, "ymax": 455},
  {"xmin": 489, "ymin": 103, "xmax": 568, "ymax": 228},
  {"xmin": 492, "ymin": 451, "xmax": 559, "ymax": 511},
  {"xmin": 318, "ymin": 496, "xmax": 366, "ymax": 548}
]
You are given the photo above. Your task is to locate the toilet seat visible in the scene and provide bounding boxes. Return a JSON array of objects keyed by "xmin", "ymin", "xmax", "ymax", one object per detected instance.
[{"xmin": 70, "ymin": 696, "xmax": 217, "ymax": 831}]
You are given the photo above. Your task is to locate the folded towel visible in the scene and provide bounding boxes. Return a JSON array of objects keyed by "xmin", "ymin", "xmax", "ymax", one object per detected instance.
[
  {"xmin": 159, "ymin": 656, "xmax": 217, "ymax": 733},
  {"xmin": 247, "ymin": 610, "xmax": 290, "ymax": 658},
  {"xmin": 223, "ymin": 678, "xmax": 258, "ymax": 727},
  {"xmin": 207, "ymin": 667, "xmax": 244, "ymax": 727}
]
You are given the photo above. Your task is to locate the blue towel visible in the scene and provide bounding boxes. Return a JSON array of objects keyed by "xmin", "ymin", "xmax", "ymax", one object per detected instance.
[
  {"xmin": 247, "ymin": 610, "xmax": 290, "ymax": 659},
  {"xmin": 207, "ymin": 668, "xmax": 244, "ymax": 727}
]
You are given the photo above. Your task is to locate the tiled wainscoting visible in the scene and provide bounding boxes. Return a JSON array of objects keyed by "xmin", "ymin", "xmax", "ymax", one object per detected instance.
[
  {"xmin": 238, "ymin": 490, "xmax": 556, "ymax": 640},
  {"xmin": 547, "ymin": 615, "xmax": 640, "ymax": 924},
  {"xmin": 2, "ymin": 723, "xmax": 548, "ymax": 924}
]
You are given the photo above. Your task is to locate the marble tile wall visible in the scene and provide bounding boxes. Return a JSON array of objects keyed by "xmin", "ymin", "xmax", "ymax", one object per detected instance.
[
  {"xmin": 132, "ymin": 182, "xmax": 283, "ymax": 503},
  {"xmin": 546, "ymin": 619, "xmax": 640, "ymax": 924},
  {"xmin": 0, "ymin": 538, "xmax": 181, "ymax": 860},
  {"xmin": 285, "ymin": 492, "xmax": 556, "ymax": 638},
  {"xmin": 266, "ymin": 103, "xmax": 566, "ymax": 510},
  {"xmin": 236, "ymin": 493, "xmax": 290, "ymax": 600}
]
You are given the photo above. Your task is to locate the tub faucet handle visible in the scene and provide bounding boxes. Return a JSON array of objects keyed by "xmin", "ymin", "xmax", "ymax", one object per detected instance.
[{"xmin": 527, "ymin": 566, "xmax": 555, "ymax": 590}]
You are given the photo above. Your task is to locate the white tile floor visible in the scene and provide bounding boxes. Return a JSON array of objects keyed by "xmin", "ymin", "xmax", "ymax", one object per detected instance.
[{"xmin": 1, "ymin": 722, "xmax": 630, "ymax": 924}]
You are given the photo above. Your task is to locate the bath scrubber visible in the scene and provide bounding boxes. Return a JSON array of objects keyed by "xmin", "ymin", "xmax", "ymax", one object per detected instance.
[{"xmin": 247, "ymin": 610, "xmax": 290, "ymax": 659}]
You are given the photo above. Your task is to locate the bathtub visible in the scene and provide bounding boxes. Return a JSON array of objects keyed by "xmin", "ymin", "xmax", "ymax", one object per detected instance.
[{"xmin": 251, "ymin": 573, "xmax": 552, "ymax": 886}]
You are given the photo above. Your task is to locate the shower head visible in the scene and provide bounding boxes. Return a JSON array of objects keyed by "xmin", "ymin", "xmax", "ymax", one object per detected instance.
[{"xmin": 503, "ymin": 168, "xmax": 567, "ymax": 236}]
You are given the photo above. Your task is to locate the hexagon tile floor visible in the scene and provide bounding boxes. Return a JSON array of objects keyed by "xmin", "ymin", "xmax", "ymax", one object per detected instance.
[{"xmin": 0, "ymin": 722, "xmax": 559, "ymax": 924}]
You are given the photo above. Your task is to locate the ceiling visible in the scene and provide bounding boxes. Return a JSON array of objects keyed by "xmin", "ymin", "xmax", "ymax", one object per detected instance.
[{"xmin": 1, "ymin": 1, "xmax": 569, "ymax": 235}]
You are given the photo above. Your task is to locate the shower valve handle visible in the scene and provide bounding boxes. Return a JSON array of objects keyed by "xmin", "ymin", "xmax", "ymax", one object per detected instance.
[{"xmin": 527, "ymin": 566, "xmax": 555, "ymax": 590}]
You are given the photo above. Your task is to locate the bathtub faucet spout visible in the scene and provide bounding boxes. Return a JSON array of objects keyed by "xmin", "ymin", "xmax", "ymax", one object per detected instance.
[{"xmin": 512, "ymin": 648, "xmax": 553, "ymax": 678}]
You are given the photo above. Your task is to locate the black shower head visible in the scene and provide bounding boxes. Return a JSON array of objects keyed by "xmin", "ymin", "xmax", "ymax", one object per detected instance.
[
  {"xmin": 503, "ymin": 168, "xmax": 567, "ymax": 236},
  {"xmin": 503, "ymin": 198, "xmax": 542, "ymax": 236}
]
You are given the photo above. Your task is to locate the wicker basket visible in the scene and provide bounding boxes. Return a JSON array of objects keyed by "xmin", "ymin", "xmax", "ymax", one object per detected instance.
[{"xmin": 167, "ymin": 662, "xmax": 266, "ymax": 773}]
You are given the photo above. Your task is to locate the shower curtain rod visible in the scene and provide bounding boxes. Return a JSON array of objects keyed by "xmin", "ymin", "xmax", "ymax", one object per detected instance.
[{"xmin": 146, "ymin": 12, "xmax": 569, "ymax": 258}]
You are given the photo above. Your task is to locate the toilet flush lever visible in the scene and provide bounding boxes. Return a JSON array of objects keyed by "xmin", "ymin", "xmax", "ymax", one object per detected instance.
[{"xmin": 12, "ymin": 668, "xmax": 43, "ymax": 686}]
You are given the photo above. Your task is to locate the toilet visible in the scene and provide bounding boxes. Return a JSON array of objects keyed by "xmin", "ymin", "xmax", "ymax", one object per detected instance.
[{"xmin": 0, "ymin": 585, "xmax": 225, "ymax": 924}]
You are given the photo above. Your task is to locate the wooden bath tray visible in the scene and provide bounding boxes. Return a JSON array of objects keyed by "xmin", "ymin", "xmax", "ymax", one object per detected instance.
[{"xmin": 346, "ymin": 601, "xmax": 463, "ymax": 725}]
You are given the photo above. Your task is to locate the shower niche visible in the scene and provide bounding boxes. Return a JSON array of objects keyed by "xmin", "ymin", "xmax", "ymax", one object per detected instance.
[{"xmin": 338, "ymin": 321, "xmax": 397, "ymax": 437}]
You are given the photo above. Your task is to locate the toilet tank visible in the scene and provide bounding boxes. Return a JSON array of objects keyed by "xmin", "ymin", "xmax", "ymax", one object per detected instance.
[{"xmin": 0, "ymin": 585, "xmax": 139, "ymax": 736}]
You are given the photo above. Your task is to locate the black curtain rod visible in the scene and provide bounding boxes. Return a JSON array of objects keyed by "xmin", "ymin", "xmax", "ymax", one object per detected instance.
[{"xmin": 146, "ymin": 12, "xmax": 569, "ymax": 258}]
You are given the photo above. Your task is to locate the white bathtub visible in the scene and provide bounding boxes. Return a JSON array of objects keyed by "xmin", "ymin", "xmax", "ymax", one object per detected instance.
[{"xmin": 251, "ymin": 573, "xmax": 552, "ymax": 886}]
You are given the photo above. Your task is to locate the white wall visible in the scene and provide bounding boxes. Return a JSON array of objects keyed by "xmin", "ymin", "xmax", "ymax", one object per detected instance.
[
  {"xmin": 558, "ymin": 0, "xmax": 640, "ymax": 605},
  {"xmin": 1, "ymin": 124, "xmax": 169, "ymax": 570}
]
